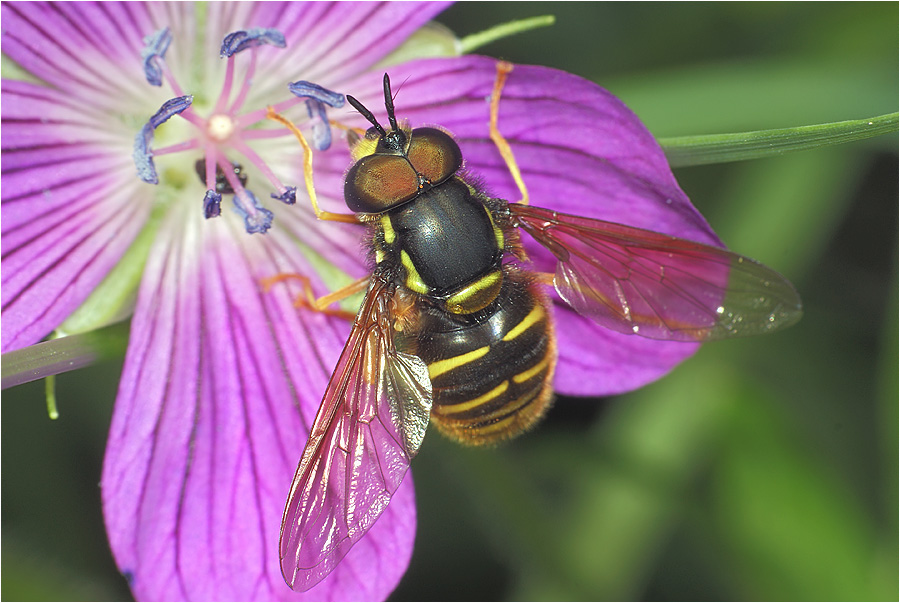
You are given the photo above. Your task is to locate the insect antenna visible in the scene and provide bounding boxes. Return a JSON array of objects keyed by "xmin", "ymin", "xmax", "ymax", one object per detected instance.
[
  {"xmin": 382, "ymin": 73, "xmax": 400, "ymax": 133},
  {"xmin": 346, "ymin": 94, "xmax": 386, "ymax": 138}
]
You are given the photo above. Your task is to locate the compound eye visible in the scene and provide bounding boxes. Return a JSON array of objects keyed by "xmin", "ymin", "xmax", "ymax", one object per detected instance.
[
  {"xmin": 407, "ymin": 127, "xmax": 462, "ymax": 185},
  {"xmin": 344, "ymin": 154, "xmax": 420, "ymax": 213}
]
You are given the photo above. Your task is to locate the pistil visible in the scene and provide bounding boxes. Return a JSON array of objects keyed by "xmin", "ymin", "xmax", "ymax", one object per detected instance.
[{"xmin": 131, "ymin": 27, "xmax": 345, "ymax": 235}]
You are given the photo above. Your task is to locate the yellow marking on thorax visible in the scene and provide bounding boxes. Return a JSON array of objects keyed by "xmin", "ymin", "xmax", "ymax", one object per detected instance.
[
  {"xmin": 446, "ymin": 270, "xmax": 503, "ymax": 314},
  {"xmin": 433, "ymin": 380, "xmax": 509, "ymax": 416},
  {"xmin": 483, "ymin": 205, "xmax": 505, "ymax": 250},
  {"xmin": 428, "ymin": 345, "xmax": 490, "ymax": 379},
  {"xmin": 400, "ymin": 250, "xmax": 429, "ymax": 294},
  {"xmin": 380, "ymin": 215, "xmax": 396, "ymax": 244},
  {"xmin": 512, "ymin": 354, "xmax": 551, "ymax": 384},
  {"xmin": 502, "ymin": 303, "xmax": 545, "ymax": 342}
]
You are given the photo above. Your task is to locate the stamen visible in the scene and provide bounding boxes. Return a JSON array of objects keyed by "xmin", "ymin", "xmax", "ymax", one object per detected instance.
[
  {"xmin": 140, "ymin": 27, "xmax": 172, "ymax": 87},
  {"xmin": 287, "ymin": 81, "xmax": 346, "ymax": 108},
  {"xmin": 214, "ymin": 54, "xmax": 237, "ymax": 115},
  {"xmin": 306, "ymin": 99, "xmax": 333, "ymax": 151},
  {"xmin": 271, "ymin": 187, "xmax": 297, "ymax": 205},
  {"xmin": 266, "ymin": 108, "xmax": 359, "ymax": 223},
  {"xmin": 237, "ymin": 97, "xmax": 303, "ymax": 128},
  {"xmin": 210, "ymin": 151, "xmax": 272, "ymax": 234},
  {"xmin": 287, "ymin": 81, "xmax": 345, "ymax": 151},
  {"xmin": 133, "ymin": 95, "xmax": 193, "ymax": 184},
  {"xmin": 132, "ymin": 27, "xmax": 328, "ymax": 235},
  {"xmin": 238, "ymin": 79, "xmax": 344, "ymax": 128},
  {"xmin": 152, "ymin": 139, "xmax": 201, "ymax": 157},
  {"xmin": 232, "ymin": 190, "xmax": 274, "ymax": 234},
  {"xmin": 228, "ymin": 138, "xmax": 292, "ymax": 199},
  {"xmin": 228, "ymin": 49, "xmax": 258, "ymax": 114},
  {"xmin": 220, "ymin": 28, "xmax": 286, "ymax": 58},
  {"xmin": 203, "ymin": 190, "xmax": 222, "ymax": 218},
  {"xmin": 149, "ymin": 95, "xmax": 193, "ymax": 128},
  {"xmin": 202, "ymin": 150, "xmax": 217, "ymax": 191}
]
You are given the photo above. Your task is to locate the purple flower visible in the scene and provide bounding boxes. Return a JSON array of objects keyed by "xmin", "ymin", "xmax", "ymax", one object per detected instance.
[{"xmin": 1, "ymin": 2, "xmax": 719, "ymax": 600}]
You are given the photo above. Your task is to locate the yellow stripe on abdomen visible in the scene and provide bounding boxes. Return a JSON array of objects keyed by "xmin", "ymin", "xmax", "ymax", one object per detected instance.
[
  {"xmin": 502, "ymin": 303, "xmax": 545, "ymax": 342},
  {"xmin": 512, "ymin": 354, "xmax": 551, "ymax": 384},
  {"xmin": 427, "ymin": 345, "xmax": 490, "ymax": 379},
  {"xmin": 432, "ymin": 380, "xmax": 509, "ymax": 416}
]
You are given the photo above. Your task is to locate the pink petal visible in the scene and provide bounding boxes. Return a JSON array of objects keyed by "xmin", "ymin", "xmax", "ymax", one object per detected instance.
[
  {"xmin": 0, "ymin": 2, "xmax": 153, "ymax": 109},
  {"xmin": 102, "ymin": 207, "xmax": 415, "ymax": 600}
]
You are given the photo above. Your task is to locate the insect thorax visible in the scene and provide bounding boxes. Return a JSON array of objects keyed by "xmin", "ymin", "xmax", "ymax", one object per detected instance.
[{"xmin": 373, "ymin": 177, "xmax": 507, "ymax": 315}]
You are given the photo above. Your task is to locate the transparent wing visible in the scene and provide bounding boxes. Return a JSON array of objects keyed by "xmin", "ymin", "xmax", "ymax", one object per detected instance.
[
  {"xmin": 511, "ymin": 204, "xmax": 802, "ymax": 341},
  {"xmin": 279, "ymin": 278, "xmax": 432, "ymax": 591}
]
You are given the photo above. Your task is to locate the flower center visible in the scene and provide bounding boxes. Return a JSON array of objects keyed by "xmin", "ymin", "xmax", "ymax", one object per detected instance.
[
  {"xmin": 132, "ymin": 27, "xmax": 346, "ymax": 234},
  {"xmin": 207, "ymin": 114, "xmax": 236, "ymax": 143}
]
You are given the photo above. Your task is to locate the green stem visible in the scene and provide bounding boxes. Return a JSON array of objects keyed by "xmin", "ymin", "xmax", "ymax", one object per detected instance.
[
  {"xmin": 1, "ymin": 324, "xmax": 129, "ymax": 390},
  {"xmin": 460, "ymin": 15, "xmax": 556, "ymax": 53},
  {"xmin": 660, "ymin": 112, "xmax": 898, "ymax": 167},
  {"xmin": 45, "ymin": 375, "xmax": 59, "ymax": 420}
]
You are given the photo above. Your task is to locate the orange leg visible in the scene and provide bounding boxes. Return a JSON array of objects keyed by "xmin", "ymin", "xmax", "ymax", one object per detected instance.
[
  {"xmin": 489, "ymin": 61, "xmax": 530, "ymax": 206},
  {"xmin": 265, "ymin": 108, "xmax": 360, "ymax": 224},
  {"xmin": 328, "ymin": 119, "xmax": 366, "ymax": 136},
  {"xmin": 261, "ymin": 273, "xmax": 369, "ymax": 321},
  {"xmin": 532, "ymin": 272, "xmax": 555, "ymax": 287},
  {"xmin": 329, "ymin": 119, "xmax": 367, "ymax": 149}
]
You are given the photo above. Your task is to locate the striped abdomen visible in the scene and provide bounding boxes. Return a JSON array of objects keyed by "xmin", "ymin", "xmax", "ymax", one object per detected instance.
[{"xmin": 409, "ymin": 271, "xmax": 557, "ymax": 445}]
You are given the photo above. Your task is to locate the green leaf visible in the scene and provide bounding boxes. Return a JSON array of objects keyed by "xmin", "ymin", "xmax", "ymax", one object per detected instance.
[
  {"xmin": 713, "ymin": 394, "xmax": 890, "ymax": 600},
  {"xmin": 660, "ymin": 113, "xmax": 898, "ymax": 167},
  {"xmin": 702, "ymin": 146, "xmax": 861, "ymax": 276},
  {"xmin": 608, "ymin": 59, "xmax": 897, "ymax": 137}
]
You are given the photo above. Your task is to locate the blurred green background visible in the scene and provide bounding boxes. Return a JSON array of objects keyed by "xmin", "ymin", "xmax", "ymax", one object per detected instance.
[{"xmin": 3, "ymin": 3, "xmax": 897, "ymax": 600}]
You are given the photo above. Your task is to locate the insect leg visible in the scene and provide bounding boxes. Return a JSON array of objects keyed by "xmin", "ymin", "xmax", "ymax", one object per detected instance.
[
  {"xmin": 261, "ymin": 273, "xmax": 369, "ymax": 321},
  {"xmin": 531, "ymin": 272, "xmax": 555, "ymax": 287},
  {"xmin": 489, "ymin": 61, "xmax": 530, "ymax": 206},
  {"xmin": 266, "ymin": 108, "xmax": 361, "ymax": 223},
  {"xmin": 328, "ymin": 120, "xmax": 367, "ymax": 149}
]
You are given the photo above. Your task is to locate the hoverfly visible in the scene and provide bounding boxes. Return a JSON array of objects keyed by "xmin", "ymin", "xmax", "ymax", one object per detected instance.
[{"xmin": 270, "ymin": 62, "xmax": 802, "ymax": 591}]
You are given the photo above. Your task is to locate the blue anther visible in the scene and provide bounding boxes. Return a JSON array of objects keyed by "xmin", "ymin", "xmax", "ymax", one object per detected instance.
[
  {"xmin": 220, "ymin": 28, "xmax": 286, "ymax": 58},
  {"xmin": 149, "ymin": 95, "xmax": 193, "ymax": 128},
  {"xmin": 233, "ymin": 191, "xmax": 274, "ymax": 234},
  {"xmin": 203, "ymin": 190, "xmax": 223, "ymax": 218},
  {"xmin": 140, "ymin": 27, "xmax": 173, "ymax": 86},
  {"xmin": 288, "ymin": 81, "xmax": 344, "ymax": 150},
  {"xmin": 305, "ymin": 99, "xmax": 333, "ymax": 151},
  {"xmin": 287, "ymin": 81, "xmax": 346, "ymax": 108},
  {"xmin": 132, "ymin": 95, "xmax": 193, "ymax": 184},
  {"xmin": 271, "ymin": 186, "xmax": 297, "ymax": 205}
]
